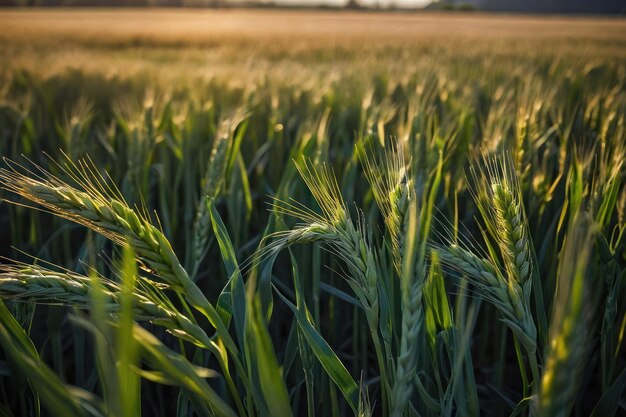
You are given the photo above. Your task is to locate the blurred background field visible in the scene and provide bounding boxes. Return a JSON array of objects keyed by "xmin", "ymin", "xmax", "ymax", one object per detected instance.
[
  {"xmin": 0, "ymin": 9, "xmax": 625, "ymax": 417},
  {"xmin": 1, "ymin": 10, "xmax": 625, "ymax": 81}
]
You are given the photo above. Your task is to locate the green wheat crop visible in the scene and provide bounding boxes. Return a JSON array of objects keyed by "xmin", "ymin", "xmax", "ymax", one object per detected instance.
[{"xmin": 0, "ymin": 10, "xmax": 625, "ymax": 417}]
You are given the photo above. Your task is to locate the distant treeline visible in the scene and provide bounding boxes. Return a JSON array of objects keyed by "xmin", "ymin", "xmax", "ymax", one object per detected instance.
[
  {"xmin": 0, "ymin": 0, "xmax": 624, "ymax": 13},
  {"xmin": 0, "ymin": 0, "xmax": 227, "ymax": 6},
  {"xmin": 438, "ymin": 0, "xmax": 625, "ymax": 14},
  {"xmin": 0, "ymin": 0, "xmax": 285, "ymax": 6}
]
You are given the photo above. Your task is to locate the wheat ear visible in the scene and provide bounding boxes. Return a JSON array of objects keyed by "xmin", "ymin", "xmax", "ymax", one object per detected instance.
[
  {"xmin": 537, "ymin": 214, "xmax": 597, "ymax": 417},
  {"xmin": 266, "ymin": 159, "xmax": 392, "ymax": 407},
  {"xmin": 358, "ymin": 140, "xmax": 412, "ymax": 274},
  {"xmin": 0, "ymin": 159, "xmax": 211, "ymax": 301},
  {"xmin": 0, "ymin": 263, "xmax": 226, "ymax": 352},
  {"xmin": 190, "ymin": 118, "xmax": 233, "ymax": 273},
  {"xmin": 0, "ymin": 264, "xmax": 166, "ymax": 320},
  {"xmin": 0, "ymin": 157, "xmax": 245, "ymax": 366}
]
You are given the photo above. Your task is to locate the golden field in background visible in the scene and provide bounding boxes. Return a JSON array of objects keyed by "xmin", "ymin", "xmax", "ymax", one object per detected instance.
[{"xmin": 1, "ymin": 9, "xmax": 625, "ymax": 83}]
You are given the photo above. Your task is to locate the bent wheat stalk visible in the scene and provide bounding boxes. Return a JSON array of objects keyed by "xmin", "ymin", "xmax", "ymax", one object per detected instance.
[
  {"xmin": 265, "ymin": 159, "xmax": 393, "ymax": 410},
  {"xmin": 0, "ymin": 157, "xmax": 250, "ymax": 406},
  {"xmin": 436, "ymin": 152, "xmax": 539, "ymax": 390},
  {"xmin": 0, "ymin": 264, "xmax": 165, "ymax": 320},
  {"xmin": 0, "ymin": 263, "xmax": 226, "ymax": 355}
]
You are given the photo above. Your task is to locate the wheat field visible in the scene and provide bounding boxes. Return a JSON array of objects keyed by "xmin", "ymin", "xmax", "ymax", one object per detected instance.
[{"xmin": 0, "ymin": 9, "xmax": 624, "ymax": 417}]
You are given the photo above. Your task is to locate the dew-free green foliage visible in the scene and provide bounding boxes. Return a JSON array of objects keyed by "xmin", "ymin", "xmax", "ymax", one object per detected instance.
[{"xmin": 0, "ymin": 10, "xmax": 625, "ymax": 417}]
